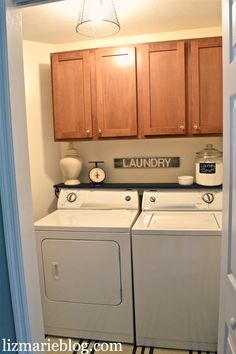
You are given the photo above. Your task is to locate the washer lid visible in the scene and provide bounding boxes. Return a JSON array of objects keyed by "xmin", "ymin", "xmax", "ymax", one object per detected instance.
[
  {"xmin": 132, "ymin": 211, "xmax": 221, "ymax": 235},
  {"xmin": 34, "ymin": 209, "xmax": 139, "ymax": 232}
]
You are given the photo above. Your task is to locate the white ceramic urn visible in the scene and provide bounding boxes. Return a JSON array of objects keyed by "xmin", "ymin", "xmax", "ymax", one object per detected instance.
[{"xmin": 60, "ymin": 143, "xmax": 82, "ymax": 185}]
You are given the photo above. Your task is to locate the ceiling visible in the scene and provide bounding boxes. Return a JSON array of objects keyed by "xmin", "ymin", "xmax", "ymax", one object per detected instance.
[{"xmin": 21, "ymin": 0, "xmax": 222, "ymax": 44}]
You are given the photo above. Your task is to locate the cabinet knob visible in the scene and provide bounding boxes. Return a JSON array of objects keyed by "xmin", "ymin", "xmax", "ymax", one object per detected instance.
[
  {"xmin": 230, "ymin": 317, "xmax": 236, "ymax": 330},
  {"xmin": 98, "ymin": 129, "xmax": 102, "ymax": 136},
  {"xmin": 86, "ymin": 129, "xmax": 90, "ymax": 135},
  {"xmin": 193, "ymin": 125, "xmax": 199, "ymax": 130},
  {"xmin": 179, "ymin": 125, "xmax": 185, "ymax": 131}
]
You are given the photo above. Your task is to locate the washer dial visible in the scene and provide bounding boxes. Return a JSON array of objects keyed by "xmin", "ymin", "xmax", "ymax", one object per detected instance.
[
  {"xmin": 150, "ymin": 196, "xmax": 156, "ymax": 203},
  {"xmin": 202, "ymin": 192, "xmax": 214, "ymax": 204}
]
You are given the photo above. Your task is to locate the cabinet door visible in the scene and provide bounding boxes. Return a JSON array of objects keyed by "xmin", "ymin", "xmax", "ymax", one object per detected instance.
[
  {"xmin": 51, "ymin": 51, "xmax": 92, "ymax": 140},
  {"xmin": 190, "ymin": 37, "xmax": 223, "ymax": 135},
  {"xmin": 137, "ymin": 41, "xmax": 186, "ymax": 136},
  {"xmin": 95, "ymin": 47, "xmax": 137, "ymax": 138}
]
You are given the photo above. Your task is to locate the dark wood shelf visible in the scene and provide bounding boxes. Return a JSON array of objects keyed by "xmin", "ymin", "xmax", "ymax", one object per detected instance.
[{"xmin": 54, "ymin": 182, "xmax": 222, "ymax": 190}]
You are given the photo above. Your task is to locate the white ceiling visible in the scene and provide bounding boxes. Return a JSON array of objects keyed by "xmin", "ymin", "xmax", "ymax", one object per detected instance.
[{"xmin": 21, "ymin": 0, "xmax": 222, "ymax": 44}]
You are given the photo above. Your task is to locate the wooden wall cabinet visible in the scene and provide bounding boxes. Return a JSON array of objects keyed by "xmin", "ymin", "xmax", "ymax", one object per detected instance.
[
  {"xmin": 51, "ymin": 47, "xmax": 137, "ymax": 140},
  {"xmin": 137, "ymin": 41, "xmax": 186, "ymax": 137},
  {"xmin": 189, "ymin": 37, "xmax": 223, "ymax": 135},
  {"xmin": 137, "ymin": 37, "xmax": 222, "ymax": 137},
  {"xmin": 51, "ymin": 50, "xmax": 93, "ymax": 140},
  {"xmin": 95, "ymin": 47, "xmax": 137, "ymax": 138},
  {"xmin": 51, "ymin": 37, "xmax": 222, "ymax": 141}
]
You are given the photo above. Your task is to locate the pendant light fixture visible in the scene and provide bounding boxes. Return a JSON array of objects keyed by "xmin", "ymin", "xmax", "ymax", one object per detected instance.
[{"xmin": 76, "ymin": 0, "xmax": 120, "ymax": 38}]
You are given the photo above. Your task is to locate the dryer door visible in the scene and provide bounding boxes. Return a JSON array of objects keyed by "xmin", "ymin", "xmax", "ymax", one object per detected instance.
[{"xmin": 41, "ymin": 239, "xmax": 121, "ymax": 305}]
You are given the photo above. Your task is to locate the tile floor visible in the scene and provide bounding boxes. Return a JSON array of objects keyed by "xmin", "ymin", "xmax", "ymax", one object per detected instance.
[{"xmin": 45, "ymin": 336, "xmax": 217, "ymax": 354}]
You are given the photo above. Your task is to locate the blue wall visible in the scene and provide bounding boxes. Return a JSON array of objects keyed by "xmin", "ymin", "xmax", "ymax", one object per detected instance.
[{"xmin": 0, "ymin": 195, "xmax": 16, "ymax": 351}]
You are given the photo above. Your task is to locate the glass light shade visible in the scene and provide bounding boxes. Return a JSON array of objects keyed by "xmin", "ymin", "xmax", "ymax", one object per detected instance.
[{"xmin": 76, "ymin": 0, "xmax": 120, "ymax": 37}]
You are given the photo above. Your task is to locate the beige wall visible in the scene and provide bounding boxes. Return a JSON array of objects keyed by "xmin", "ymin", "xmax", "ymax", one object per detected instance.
[
  {"xmin": 23, "ymin": 26, "xmax": 222, "ymax": 219},
  {"xmin": 61, "ymin": 137, "xmax": 222, "ymax": 184},
  {"xmin": 23, "ymin": 41, "xmax": 61, "ymax": 220}
]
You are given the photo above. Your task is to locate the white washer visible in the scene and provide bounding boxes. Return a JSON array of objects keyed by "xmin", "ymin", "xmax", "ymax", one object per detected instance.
[
  {"xmin": 132, "ymin": 189, "xmax": 222, "ymax": 352},
  {"xmin": 35, "ymin": 189, "xmax": 139, "ymax": 343}
]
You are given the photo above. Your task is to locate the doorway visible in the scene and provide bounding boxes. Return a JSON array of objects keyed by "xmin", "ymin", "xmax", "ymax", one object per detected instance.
[{"xmin": 0, "ymin": 0, "xmax": 227, "ymax": 348}]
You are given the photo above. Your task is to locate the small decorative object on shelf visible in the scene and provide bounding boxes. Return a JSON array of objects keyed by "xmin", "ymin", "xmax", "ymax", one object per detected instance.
[
  {"xmin": 195, "ymin": 144, "xmax": 223, "ymax": 186},
  {"xmin": 60, "ymin": 143, "xmax": 83, "ymax": 185},
  {"xmin": 88, "ymin": 161, "xmax": 106, "ymax": 184}
]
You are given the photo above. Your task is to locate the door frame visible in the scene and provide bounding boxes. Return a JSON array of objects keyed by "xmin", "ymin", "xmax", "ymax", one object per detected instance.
[{"xmin": 0, "ymin": 0, "xmax": 56, "ymax": 351}]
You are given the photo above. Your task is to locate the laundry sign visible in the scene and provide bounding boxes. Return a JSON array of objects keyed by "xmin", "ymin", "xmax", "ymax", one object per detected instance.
[{"xmin": 114, "ymin": 157, "xmax": 180, "ymax": 168}]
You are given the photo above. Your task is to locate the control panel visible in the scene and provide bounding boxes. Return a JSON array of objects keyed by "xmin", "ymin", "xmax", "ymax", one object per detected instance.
[
  {"xmin": 57, "ymin": 189, "xmax": 139, "ymax": 210},
  {"xmin": 142, "ymin": 190, "xmax": 222, "ymax": 211}
]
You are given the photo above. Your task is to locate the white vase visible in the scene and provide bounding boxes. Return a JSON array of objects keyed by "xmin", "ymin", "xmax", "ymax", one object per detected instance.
[{"xmin": 60, "ymin": 143, "xmax": 82, "ymax": 185}]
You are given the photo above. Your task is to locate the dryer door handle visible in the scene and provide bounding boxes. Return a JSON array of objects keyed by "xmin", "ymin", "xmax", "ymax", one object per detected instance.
[{"xmin": 52, "ymin": 262, "xmax": 60, "ymax": 280}]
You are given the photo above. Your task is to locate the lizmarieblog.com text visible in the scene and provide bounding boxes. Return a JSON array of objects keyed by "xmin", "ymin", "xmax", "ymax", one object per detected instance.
[{"xmin": 2, "ymin": 338, "xmax": 123, "ymax": 353}]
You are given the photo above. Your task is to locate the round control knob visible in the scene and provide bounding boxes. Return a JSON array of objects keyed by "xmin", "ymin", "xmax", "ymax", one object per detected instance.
[
  {"xmin": 230, "ymin": 317, "xmax": 236, "ymax": 330},
  {"xmin": 67, "ymin": 192, "xmax": 77, "ymax": 203},
  {"xmin": 202, "ymin": 192, "xmax": 214, "ymax": 204},
  {"xmin": 125, "ymin": 195, "xmax": 131, "ymax": 202},
  {"xmin": 150, "ymin": 196, "xmax": 156, "ymax": 203}
]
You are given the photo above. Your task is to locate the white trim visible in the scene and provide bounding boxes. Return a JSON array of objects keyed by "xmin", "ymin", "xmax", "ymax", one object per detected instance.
[{"xmin": 0, "ymin": 1, "xmax": 44, "ymax": 351}]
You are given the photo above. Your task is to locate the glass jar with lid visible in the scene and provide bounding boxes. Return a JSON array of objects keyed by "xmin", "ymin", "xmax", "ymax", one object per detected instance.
[{"xmin": 195, "ymin": 144, "xmax": 223, "ymax": 186}]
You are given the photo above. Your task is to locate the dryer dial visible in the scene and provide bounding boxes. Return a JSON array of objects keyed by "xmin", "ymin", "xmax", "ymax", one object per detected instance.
[{"xmin": 67, "ymin": 192, "xmax": 77, "ymax": 203}]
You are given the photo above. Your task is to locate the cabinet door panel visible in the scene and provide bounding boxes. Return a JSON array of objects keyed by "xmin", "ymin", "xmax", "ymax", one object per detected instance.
[
  {"xmin": 95, "ymin": 47, "xmax": 137, "ymax": 138},
  {"xmin": 138, "ymin": 41, "xmax": 186, "ymax": 136},
  {"xmin": 51, "ymin": 51, "xmax": 92, "ymax": 140},
  {"xmin": 190, "ymin": 37, "xmax": 223, "ymax": 135}
]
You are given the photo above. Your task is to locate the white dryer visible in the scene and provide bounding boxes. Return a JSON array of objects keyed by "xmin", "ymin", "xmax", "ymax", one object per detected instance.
[
  {"xmin": 132, "ymin": 189, "xmax": 222, "ymax": 352},
  {"xmin": 34, "ymin": 189, "xmax": 139, "ymax": 343}
]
